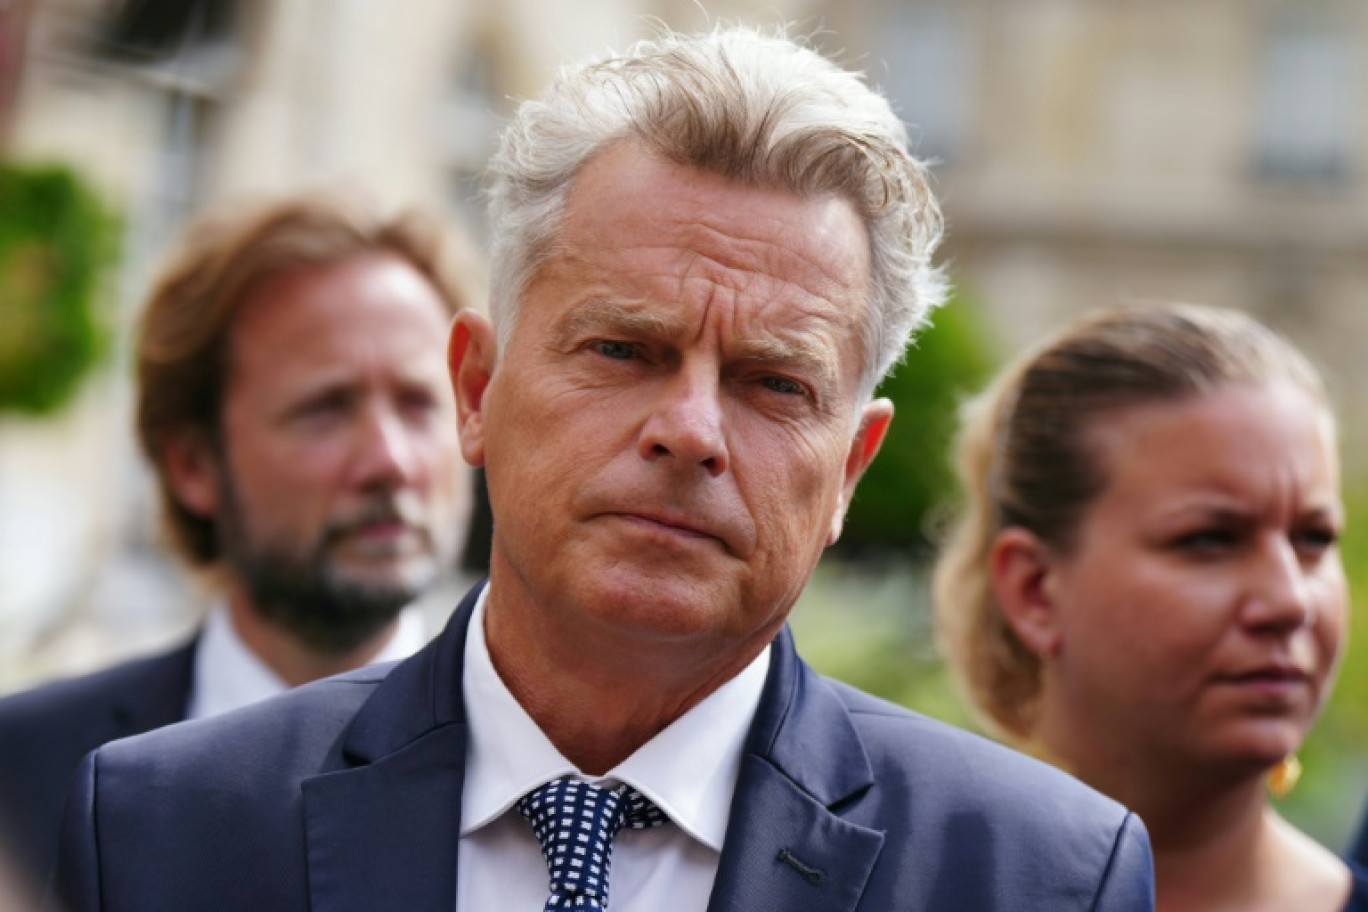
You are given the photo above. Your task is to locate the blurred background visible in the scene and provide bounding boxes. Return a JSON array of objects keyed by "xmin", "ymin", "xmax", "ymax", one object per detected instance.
[{"xmin": 1, "ymin": 0, "xmax": 1366, "ymax": 847}]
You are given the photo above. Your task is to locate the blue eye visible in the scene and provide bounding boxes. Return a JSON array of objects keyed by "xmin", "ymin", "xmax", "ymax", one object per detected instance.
[
  {"xmin": 592, "ymin": 340, "xmax": 637, "ymax": 360},
  {"xmin": 761, "ymin": 376, "xmax": 806, "ymax": 396}
]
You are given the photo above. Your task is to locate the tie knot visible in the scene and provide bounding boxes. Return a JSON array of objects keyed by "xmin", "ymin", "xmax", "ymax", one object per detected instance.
[{"xmin": 518, "ymin": 778, "xmax": 666, "ymax": 911}]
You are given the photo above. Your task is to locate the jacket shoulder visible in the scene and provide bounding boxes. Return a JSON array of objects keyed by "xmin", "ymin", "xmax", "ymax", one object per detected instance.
[
  {"xmin": 95, "ymin": 662, "xmax": 393, "ymax": 784},
  {"xmin": 0, "ymin": 640, "xmax": 196, "ymax": 738},
  {"xmin": 832, "ymin": 678, "xmax": 1132, "ymax": 823},
  {"xmin": 828, "ymin": 678, "xmax": 1152, "ymax": 908},
  {"xmin": 55, "ymin": 666, "xmax": 395, "ymax": 912},
  {"xmin": 734, "ymin": 646, "xmax": 1154, "ymax": 910},
  {"xmin": 0, "ymin": 640, "xmax": 198, "ymax": 790},
  {"xmin": 0, "ymin": 640, "xmax": 198, "ymax": 887}
]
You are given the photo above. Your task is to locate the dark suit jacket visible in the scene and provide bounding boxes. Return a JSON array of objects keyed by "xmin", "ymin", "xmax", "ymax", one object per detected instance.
[
  {"xmin": 55, "ymin": 584, "xmax": 1153, "ymax": 911},
  {"xmin": 1350, "ymin": 805, "xmax": 1368, "ymax": 869},
  {"xmin": 0, "ymin": 639, "xmax": 196, "ymax": 893}
]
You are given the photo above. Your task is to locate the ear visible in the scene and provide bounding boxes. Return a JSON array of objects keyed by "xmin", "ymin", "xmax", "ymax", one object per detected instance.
[
  {"xmin": 826, "ymin": 397, "xmax": 894, "ymax": 545},
  {"xmin": 160, "ymin": 431, "xmax": 221, "ymax": 519},
  {"xmin": 989, "ymin": 527, "xmax": 1064, "ymax": 657},
  {"xmin": 448, "ymin": 310, "xmax": 497, "ymax": 468}
]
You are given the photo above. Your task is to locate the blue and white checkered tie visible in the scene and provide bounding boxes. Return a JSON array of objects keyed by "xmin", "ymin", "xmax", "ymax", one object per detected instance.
[{"xmin": 518, "ymin": 777, "xmax": 667, "ymax": 911}]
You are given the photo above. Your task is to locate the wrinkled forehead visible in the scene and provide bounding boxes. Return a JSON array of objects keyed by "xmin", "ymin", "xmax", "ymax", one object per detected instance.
[
  {"xmin": 527, "ymin": 141, "xmax": 872, "ymax": 363},
  {"xmin": 579, "ymin": 142, "xmax": 867, "ymax": 280}
]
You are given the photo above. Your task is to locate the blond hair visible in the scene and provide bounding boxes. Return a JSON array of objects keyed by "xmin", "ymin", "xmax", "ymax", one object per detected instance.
[{"xmin": 933, "ymin": 303, "xmax": 1327, "ymax": 738}]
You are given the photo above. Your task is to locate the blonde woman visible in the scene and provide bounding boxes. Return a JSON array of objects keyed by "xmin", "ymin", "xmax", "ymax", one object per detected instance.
[{"xmin": 935, "ymin": 303, "xmax": 1366, "ymax": 911}]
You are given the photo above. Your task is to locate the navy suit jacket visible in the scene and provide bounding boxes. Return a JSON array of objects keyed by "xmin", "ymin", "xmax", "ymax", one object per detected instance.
[
  {"xmin": 1349, "ymin": 805, "xmax": 1368, "ymax": 868},
  {"xmin": 55, "ymin": 584, "xmax": 1153, "ymax": 911},
  {"xmin": 0, "ymin": 638, "xmax": 196, "ymax": 892}
]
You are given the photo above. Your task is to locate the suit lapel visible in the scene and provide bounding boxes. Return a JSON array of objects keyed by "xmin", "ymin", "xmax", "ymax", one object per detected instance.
[
  {"xmin": 302, "ymin": 721, "xmax": 468, "ymax": 912},
  {"xmin": 708, "ymin": 628, "xmax": 884, "ymax": 912},
  {"xmin": 302, "ymin": 584, "xmax": 482, "ymax": 912},
  {"xmin": 301, "ymin": 589, "xmax": 883, "ymax": 912}
]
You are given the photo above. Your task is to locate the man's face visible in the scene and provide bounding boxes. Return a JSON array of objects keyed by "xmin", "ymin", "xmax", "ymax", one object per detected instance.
[
  {"xmin": 176, "ymin": 254, "xmax": 466, "ymax": 652},
  {"xmin": 454, "ymin": 141, "xmax": 891, "ymax": 673}
]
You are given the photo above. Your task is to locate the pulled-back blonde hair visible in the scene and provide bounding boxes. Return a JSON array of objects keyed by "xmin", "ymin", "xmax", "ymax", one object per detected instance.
[{"xmin": 933, "ymin": 303, "xmax": 1328, "ymax": 739}]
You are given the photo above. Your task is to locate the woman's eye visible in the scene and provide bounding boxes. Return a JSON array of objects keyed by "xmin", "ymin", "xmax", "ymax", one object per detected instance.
[
  {"xmin": 1294, "ymin": 526, "xmax": 1339, "ymax": 556},
  {"xmin": 1174, "ymin": 528, "xmax": 1237, "ymax": 553},
  {"xmin": 592, "ymin": 340, "xmax": 637, "ymax": 360}
]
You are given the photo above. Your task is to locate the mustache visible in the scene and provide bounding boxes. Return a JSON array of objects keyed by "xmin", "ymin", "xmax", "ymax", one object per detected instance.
[{"xmin": 323, "ymin": 492, "xmax": 430, "ymax": 543}]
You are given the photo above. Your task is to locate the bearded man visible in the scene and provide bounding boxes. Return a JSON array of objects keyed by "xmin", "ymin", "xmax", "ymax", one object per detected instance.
[{"xmin": 0, "ymin": 192, "xmax": 479, "ymax": 893}]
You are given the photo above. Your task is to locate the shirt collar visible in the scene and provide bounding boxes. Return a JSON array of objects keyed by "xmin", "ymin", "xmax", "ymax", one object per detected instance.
[
  {"xmin": 186, "ymin": 600, "xmax": 427, "ymax": 721},
  {"xmin": 460, "ymin": 587, "xmax": 770, "ymax": 850}
]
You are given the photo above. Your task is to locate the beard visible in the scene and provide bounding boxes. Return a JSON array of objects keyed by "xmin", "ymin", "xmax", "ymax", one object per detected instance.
[{"xmin": 217, "ymin": 478, "xmax": 448, "ymax": 656}]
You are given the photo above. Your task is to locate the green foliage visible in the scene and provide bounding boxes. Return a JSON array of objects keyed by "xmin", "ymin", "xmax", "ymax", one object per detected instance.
[
  {"xmin": 1321, "ymin": 478, "xmax": 1368, "ymax": 747},
  {"xmin": 0, "ymin": 162, "xmax": 112, "ymax": 415},
  {"xmin": 835, "ymin": 291, "xmax": 997, "ymax": 559},
  {"xmin": 1280, "ymin": 476, "xmax": 1368, "ymax": 846},
  {"xmin": 791, "ymin": 561, "xmax": 978, "ymax": 732}
]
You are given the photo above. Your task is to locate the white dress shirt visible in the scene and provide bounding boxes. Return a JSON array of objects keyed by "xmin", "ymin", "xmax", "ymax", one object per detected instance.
[
  {"xmin": 457, "ymin": 588, "xmax": 770, "ymax": 912},
  {"xmin": 184, "ymin": 601, "xmax": 428, "ymax": 721}
]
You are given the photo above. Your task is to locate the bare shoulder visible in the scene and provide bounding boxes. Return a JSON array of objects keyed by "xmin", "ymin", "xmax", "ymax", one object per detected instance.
[{"xmin": 1267, "ymin": 812, "xmax": 1356, "ymax": 911}]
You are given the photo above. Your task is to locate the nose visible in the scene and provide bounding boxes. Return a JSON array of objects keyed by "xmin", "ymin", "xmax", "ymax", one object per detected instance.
[
  {"xmin": 1240, "ymin": 537, "xmax": 1315, "ymax": 633},
  {"xmin": 351, "ymin": 403, "xmax": 421, "ymax": 490},
  {"xmin": 637, "ymin": 367, "xmax": 729, "ymax": 477}
]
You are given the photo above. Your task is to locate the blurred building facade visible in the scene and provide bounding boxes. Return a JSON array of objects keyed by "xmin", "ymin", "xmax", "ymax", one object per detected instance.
[
  {"xmin": 836, "ymin": 0, "xmax": 1368, "ymax": 438},
  {"xmin": 1, "ymin": 0, "xmax": 1364, "ymax": 685}
]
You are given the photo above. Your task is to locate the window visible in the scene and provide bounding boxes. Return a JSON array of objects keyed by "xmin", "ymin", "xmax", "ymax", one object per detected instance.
[
  {"xmin": 439, "ymin": 38, "xmax": 501, "ymax": 235},
  {"xmin": 94, "ymin": 0, "xmax": 240, "ymax": 63},
  {"xmin": 875, "ymin": 1, "xmax": 970, "ymax": 164},
  {"xmin": 1253, "ymin": 11, "xmax": 1359, "ymax": 182}
]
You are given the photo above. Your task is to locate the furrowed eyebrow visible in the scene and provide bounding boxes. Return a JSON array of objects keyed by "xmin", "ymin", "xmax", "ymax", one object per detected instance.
[
  {"xmin": 1303, "ymin": 503, "xmax": 1345, "ymax": 526},
  {"xmin": 733, "ymin": 335, "xmax": 839, "ymax": 394},
  {"xmin": 554, "ymin": 299, "xmax": 683, "ymax": 347},
  {"xmin": 1156, "ymin": 503, "xmax": 1250, "ymax": 525},
  {"xmin": 272, "ymin": 380, "xmax": 357, "ymax": 421},
  {"xmin": 553, "ymin": 297, "xmax": 844, "ymax": 397}
]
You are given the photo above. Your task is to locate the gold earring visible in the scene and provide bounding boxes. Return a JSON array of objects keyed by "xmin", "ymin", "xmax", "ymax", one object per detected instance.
[{"xmin": 1268, "ymin": 755, "xmax": 1303, "ymax": 799}]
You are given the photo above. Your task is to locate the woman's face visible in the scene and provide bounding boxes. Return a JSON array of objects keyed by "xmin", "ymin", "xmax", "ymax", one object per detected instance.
[{"xmin": 1035, "ymin": 381, "xmax": 1346, "ymax": 775}]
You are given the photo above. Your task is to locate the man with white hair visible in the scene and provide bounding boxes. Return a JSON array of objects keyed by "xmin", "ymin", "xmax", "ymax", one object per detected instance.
[{"xmin": 55, "ymin": 29, "xmax": 1153, "ymax": 911}]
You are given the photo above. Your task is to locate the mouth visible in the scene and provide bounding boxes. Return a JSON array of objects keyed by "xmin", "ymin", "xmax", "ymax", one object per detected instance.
[
  {"xmin": 1225, "ymin": 663, "xmax": 1310, "ymax": 682},
  {"xmin": 1215, "ymin": 665, "xmax": 1313, "ymax": 700},
  {"xmin": 605, "ymin": 511, "xmax": 728, "ymax": 548},
  {"xmin": 332, "ymin": 520, "xmax": 428, "ymax": 558}
]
